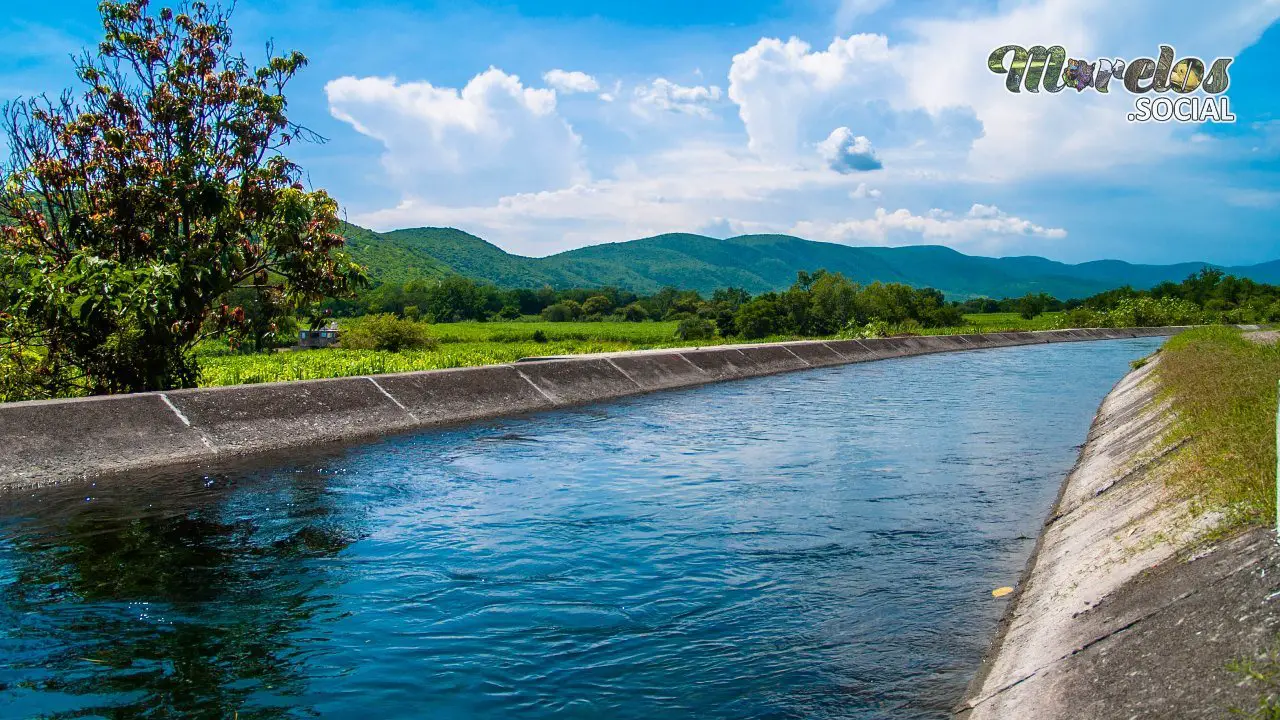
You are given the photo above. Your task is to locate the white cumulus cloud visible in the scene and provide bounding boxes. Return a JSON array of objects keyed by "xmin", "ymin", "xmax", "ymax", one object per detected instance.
[
  {"xmin": 632, "ymin": 78, "xmax": 724, "ymax": 118},
  {"xmin": 543, "ymin": 69, "xmax": 600, "ymax": 94},
  {"xmin": 325, "ymin": 68, "xmax": 586, "ymax": 205},
  {"xmin": 819, "ymin": 127, "xmax": 883, "ymax": 172},
  {"xmin": 792, "ymin": 204, "xmax": 1067, "ymax": 250}
]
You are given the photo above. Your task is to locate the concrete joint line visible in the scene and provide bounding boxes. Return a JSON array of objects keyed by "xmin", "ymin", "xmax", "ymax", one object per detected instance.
[
  {"xmin": 675, "ymin": 353, "xmax": 708, "ymax": 374},
  {"xmin": 818, "ymin": 342, "xmax": 844, "ymax": 360},
  {"xmin": 514, "ymin": 367, "xmax": 560, "ymax": 405},
  {"xmin": 159, "ymin": 393, "xmax": 218, "ymax": 454},
  {"xmin": 851, "ymin": 339, "xmax": 882, "ymax": 357},
  {"xmin": 364, "ymin": 377, "xmax": 419, "ymax": 423},
  {"xmin": 604, "ymin": 358, "xmax": 645, "ymax": 389},
  {"xmin": 780, "ymin": 346, "xmax": 811, "ymax": 366}
]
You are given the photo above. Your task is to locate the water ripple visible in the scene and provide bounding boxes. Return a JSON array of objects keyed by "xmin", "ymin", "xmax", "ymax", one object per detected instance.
[{"xmin": 0, "ymin": 339, "xmax": 1163, "ymax": 719}]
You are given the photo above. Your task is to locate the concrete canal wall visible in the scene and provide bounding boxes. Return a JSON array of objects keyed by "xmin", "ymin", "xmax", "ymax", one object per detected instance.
[
  {"xmin": 957, "ymin": 351, "xmax": 1280, "ymax": 719},
  {"xmin": 0, "ymin": 327, "xmax": 1184, "ymax": 490}
]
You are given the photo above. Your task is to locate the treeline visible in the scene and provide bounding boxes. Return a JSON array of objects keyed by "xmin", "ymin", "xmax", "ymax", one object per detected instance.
[
  {"xmin": 325, "ymin": 271, "xmax": 966, "ymax": 340},
  {"xmin": 1072, "ymin": 269, "xmax": 1280, "ymax": 324},
  {"xmin": 306, "ymin": 267, "xmax": 1280, "ymax": 354}
]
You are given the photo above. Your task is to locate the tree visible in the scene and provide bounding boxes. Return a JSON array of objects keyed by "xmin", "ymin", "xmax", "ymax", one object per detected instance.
[
  {"xmin": 806, "ymin": 272, "xmax": 858, "ymax": 335},
  {"xmin": 541, "ymin": 301, "xmax": 581, "ymax": 322},
  {"xmin": 619, "ymin": 302, "xmax": 648, "ymax": 322},
  {"xmin": 0, "ymin": 0, "xmax": 365, "ymax": 399},
  {"xmin": 734, "ymin": 297, "xmax": 780, "ymax": 339},
  {"xmin": 581, "ymin": 295, "xmax": 613, "ymax": 317},
  {"xmin": 423, "ymin": 276, "xmax": 484, "ymax": 322},
  {"xmin": 1016, "ymin": 292, "xmax": 1051, "ymax": 320}
]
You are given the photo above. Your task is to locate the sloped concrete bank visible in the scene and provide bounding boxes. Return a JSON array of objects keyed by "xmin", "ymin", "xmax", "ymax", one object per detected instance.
[
  {"xmin": 957, "ymin": 352, "xmax": 1280, "ymax": 719},
  {"xmin": 0, "ymin": 327, "xmax": 1184, "ymax": 491}
]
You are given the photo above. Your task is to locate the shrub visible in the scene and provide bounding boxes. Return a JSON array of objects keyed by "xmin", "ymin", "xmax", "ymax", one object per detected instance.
[
  {"xmin": 497, "ymin": 305, "xmax": 522, "ymax": 320},
  {"xmin": 340, "ymin": 314, "xmax": 435, "ymax": 352},
  {"xmin": 541, "ymin": 302, "xmax": 581, "ymax": 322},
  {"xmin": 581, "ymin": 295, "xmax": 613, "ymax": 316},
  {"xmin": 734, "ymin": 298, "xmax": 780, "ymax": 339},
  {"xmin": 532, "ymin": 330, "xmax": 549, "ymax": 343},
  {"xmin": 620, "ymin": 303, "xmax": 649, "ymax": 322},
  {"xmin": 841, "ymin": 319, "xmax": 891, "ymax": 339},
  {"xmin": 675, "ymin": 317, "xmax": 715, "ymax": 341}
]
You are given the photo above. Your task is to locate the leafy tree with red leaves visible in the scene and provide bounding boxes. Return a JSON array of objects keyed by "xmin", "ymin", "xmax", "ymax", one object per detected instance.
[{"xmin": 0, "ymin": 0, "xmax": 367, "ymax": 399}]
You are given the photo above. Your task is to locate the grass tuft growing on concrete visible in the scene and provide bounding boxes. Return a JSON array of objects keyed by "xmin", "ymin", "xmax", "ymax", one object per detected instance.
[{"xmin": 1156, "ymin": 326, "xmax": 1280, "ymax": 531}]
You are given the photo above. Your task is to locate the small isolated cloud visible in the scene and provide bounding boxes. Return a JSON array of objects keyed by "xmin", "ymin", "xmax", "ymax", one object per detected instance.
[
  {"xmin": 792, "ymin": 204, "xmax": 1067, "ymax": 248},
  {"xmin": 543, "ymin": 69, "xmax": 600, "ymax": 95},
  {"xmin": 819, "ymin": 127, "xmax": 882, "ymax": 172},
  {"xmin": 632, "ymin": 78, "xmax": 723, "ymax": 118},
  {"xmin": 850, "ymin": 182, "xmax": 881, "ymax": 199}
]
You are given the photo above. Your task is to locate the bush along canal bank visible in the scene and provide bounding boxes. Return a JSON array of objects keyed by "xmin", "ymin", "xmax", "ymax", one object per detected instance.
[
  {"xmin": 958, "ymin": 326, "xmax": 1280, "ymax": 719},
  {"xmin": 0, "ymin": 327, "xmax": 1186, "ymax": 491}
]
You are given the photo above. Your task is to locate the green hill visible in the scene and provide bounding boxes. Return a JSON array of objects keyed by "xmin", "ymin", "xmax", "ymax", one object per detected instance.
[{"xmin": 341, "ymin": 223, "xmax": 1279, "ymax": 300}]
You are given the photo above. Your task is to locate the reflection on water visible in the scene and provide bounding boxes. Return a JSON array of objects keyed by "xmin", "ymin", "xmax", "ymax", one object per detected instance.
[{"xmin": 0, "ymin": 339, "xmax": 1162, "ymax": 719}]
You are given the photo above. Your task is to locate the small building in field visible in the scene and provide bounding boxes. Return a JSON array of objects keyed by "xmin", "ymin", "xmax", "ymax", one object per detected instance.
[{"xmin": 298, "ymin": 323, "xmax": 341, "ymax": 349}]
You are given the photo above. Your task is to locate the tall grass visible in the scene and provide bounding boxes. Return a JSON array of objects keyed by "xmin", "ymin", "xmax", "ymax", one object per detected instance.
[{"xmin": 1155, "ymin": 326, "xmax": 1280, "ymax": 530}]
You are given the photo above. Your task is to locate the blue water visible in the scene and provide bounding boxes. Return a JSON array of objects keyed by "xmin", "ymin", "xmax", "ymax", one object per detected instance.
[{"xmin": 0, "ymin": 338, "xmax": 1162, "ymax": 719}]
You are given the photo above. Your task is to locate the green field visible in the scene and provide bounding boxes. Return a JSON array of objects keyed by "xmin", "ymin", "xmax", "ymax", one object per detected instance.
[
  {"xmin": 952, "ymin": 312, "xmax": 1063, "ymax": 331},
  {"xmin": 195, "ymin": 314, "xmax": 1070, "ymax": 387}
]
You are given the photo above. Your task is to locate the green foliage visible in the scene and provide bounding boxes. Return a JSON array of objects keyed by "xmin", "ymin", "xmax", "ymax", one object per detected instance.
[
  {"xmin": 735, "ymin": 298, "xmax": 781, "ymax": 339},
  {"xmin": 342, "ymin": 224, "xmax": 1280, "ymax": 299},
  {"xmin": 0, "ymin": 1, "xmax": 365, "ymax": 400},
  {"xmin": 1061, "ymin": 296, "xmax": 1206, "ymax": 329},
  {"xmin": 1016, "ymin": 292, "xmax": 1054, "ymax": 319},
  {"xmin": 581, "ymin": 295, "xmax": 613, "ymax": 317},
  {"xmin": 619, "ymin": 302, "xmax": 649, "ymax": 322},
  {"xmin": 1156, "ymin": 326, "xmax": 1280, "ymax": 532},
  {"xmin": 541, "ymin": 301, "xmax": 581, "ymax": 322},
  {"xmin": 199, "ymin": 340, "xmax": 637, "ymax": 386},
  {"xmin": 1228, "ymin": 642, "xmax": 1280, "ymax": 719},
  {"xmin": 675, "ymin": 317, "xmax": 714, "ymax": 341},
  {"xmin": 338, "ymin": 314, "xmax": 434, "ymax": 352}
]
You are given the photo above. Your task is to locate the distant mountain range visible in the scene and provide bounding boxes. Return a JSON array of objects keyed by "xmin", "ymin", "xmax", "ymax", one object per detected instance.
[{"xmin": 341, "ymin": 222, "xmax": 1280, "ymax": 300}]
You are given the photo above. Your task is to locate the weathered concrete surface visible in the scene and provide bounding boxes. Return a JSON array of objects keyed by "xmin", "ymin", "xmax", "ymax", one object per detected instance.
[
  {"xmin": 0, "ymin": 393, "xmax": 215, "ymax": 484},
  {"xmin": 678, "ymin": 346, "xmax": 760, "ymax": 380},
  {"xmin": 824, "ymin": 338, "xmax": 883, "ymax": 361},
  {"xmin": 957, "ymin": 353, "xmax": 1280, "ymax": 720},
  {"xmin": 375, "ymin": 365, "xmax": 556, "ymax": 425},
  {"xmin": 605, "ymin": 352, "xmax": 708, "ymax": 391},
  {"xmin": 737, "ymin": 344, "xmax": 810, "ymax": 374},
  {"xmin": 513, "ymin": 356, "xmax": 643, "ymax": 404},
  {"xmin": 165, "ymin": 376, "xmax": 418, "ymax": 456},
  {"xmin": 0, "ymin": 327, "xmax": 1187, "ymax": 490},
  {"xmin": 781, "ymin": 341, "xmax": 846, "ymax": 367}
]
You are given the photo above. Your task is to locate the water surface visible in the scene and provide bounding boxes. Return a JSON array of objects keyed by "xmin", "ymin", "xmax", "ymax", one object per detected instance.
[{"xmin": 0, "ymin": 338, "xmax": 1162, "ymax": 719}]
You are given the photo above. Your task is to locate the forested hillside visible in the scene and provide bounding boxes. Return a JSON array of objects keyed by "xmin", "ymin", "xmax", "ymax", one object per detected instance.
[{"xmin": 341, "ymin": 223, "xmax": 1280, "ymax": 299}]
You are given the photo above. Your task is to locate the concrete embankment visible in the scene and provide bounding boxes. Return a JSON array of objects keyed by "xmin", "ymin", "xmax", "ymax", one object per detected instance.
[
  {"xmin": 0, "ymin": 327, "xmax": 1183, "ymax": 490},
  {"xmin": 958, "ymin": 353, "xmax": 1280, "ymax": 719}
]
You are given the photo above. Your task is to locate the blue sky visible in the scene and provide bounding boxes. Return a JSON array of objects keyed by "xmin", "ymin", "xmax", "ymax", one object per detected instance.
[{"xmin": 1, "ymin": 0, "xmax": 1278, "ymax": 266}]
